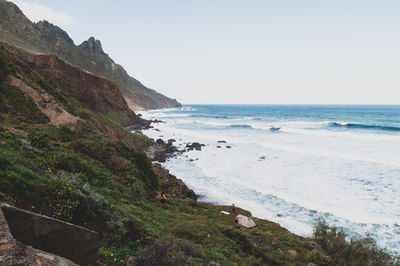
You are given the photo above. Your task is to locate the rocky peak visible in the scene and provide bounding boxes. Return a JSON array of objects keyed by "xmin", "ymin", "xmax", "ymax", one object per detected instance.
[
  {"xmin": 79, "ymin": 37, "xmax": 106, "ymax": 55},
  {"xmin": 35, "ymin": 20, "xmax": 74, "ymax": 45}
]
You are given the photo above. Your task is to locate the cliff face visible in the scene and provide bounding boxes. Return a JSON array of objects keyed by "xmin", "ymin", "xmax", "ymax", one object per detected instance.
[
  {"xmin": 0, "ymin": 0, "xmax": 181, "ymax": 110},
  {"xmin": 1, "ymin": 43, "xmax": 140, "ymax": 126}
]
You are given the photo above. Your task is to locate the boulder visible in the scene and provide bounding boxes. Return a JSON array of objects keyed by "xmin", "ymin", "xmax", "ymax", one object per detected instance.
[
  {"xmin": 234, "ymin": 215, "xmax": 256, "ymax": 228},
  {"xmin": 186, "ymin": 142, "xmax": 202, "ymax": 151},
  {"xmin": 156, "ymin": 138, "xmax": 164, "ymax": 145}
]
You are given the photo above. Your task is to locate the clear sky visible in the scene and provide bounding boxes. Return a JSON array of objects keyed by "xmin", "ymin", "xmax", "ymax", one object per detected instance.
[{"xmin": 13, "ymin": 0, "xmax": 400, "ymax": 104}]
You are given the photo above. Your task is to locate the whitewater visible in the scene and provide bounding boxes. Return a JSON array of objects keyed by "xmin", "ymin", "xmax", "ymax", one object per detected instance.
[{"xmin": 138, "ymin": 105, "xmax": 400, "ymax": 252}]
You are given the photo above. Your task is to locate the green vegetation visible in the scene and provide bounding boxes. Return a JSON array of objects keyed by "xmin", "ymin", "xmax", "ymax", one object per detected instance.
[{"xmin": 312, "ymin": 219, "xmax": 399, "ymax": 265}]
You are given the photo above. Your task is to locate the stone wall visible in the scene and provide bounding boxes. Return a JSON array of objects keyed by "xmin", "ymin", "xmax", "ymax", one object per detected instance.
[{"xmin": 0, "ymin": 203, "xmax": 99, "ymax": 265}]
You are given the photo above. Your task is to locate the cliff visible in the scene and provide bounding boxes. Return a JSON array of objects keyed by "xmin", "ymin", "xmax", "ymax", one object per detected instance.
[
  {"xmin": 0, "ymin": 0, "xmax": 181, "ymax": 110},
  {"xmin": 1, "ymin": 42, "xmax": 140, "ymax": 127}
]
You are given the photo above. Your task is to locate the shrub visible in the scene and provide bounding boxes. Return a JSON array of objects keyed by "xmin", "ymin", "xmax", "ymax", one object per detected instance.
[
  {"xmin": 135, "ymin": 239, "xmax": 192, "ymax": 266},
  {"xmin": 44, "ymin": 172, "xmax": 80, "ymax": 221},
  {"xmin": 170, "ymin": 238, "xmax": 204, "ymax": 259},
  {"xmin": 312, "ymin": 218, "xmax": 398, "ymax": 265},
  {"xmin": 98, "ymin": 246, "xmax": 133, "ymax": 266},
  {"xmin": 47, "ymin": 150, "xmax": 110, "ymax": 185}
]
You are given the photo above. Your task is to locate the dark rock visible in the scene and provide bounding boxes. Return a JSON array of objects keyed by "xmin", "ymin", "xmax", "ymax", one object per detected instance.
[
  {"xmin": 156, "ymin": 138, "xmax": 164, "ymax": 145},
  {"xmin": 156, "ymin": 156, "xmax": 166, "ymax": 163},
  {"xmin": 259, "ymin": 156, "xmax": 266, "ymax": 160},
  {"xmin": 226, "ymin": 146, "xmax": 232, "ymax": 148},
  {"xmin": 217, "ymin": 140, "xmax": 226, "ymax": 143},
  {"xmin": 186, "ymin": 142, "xmax": 202, "ymax": 151},
  {"xmin": 79, "ymin": 37, "xmax": 106, "ymax": 55},
  {"xmin": 165, "ymin": 146, "xmax": 178, "ymax": 153},
  {"xmin": 217, "ymin": 146, "xmax": 222, "ymax": 148},
  {"xmin": 151, "ymin": 119, "xmax": 165, "ymax": 124},
  {"xmin": 167, "ymin": 139, "xmax": 176, "ymax": 145}
]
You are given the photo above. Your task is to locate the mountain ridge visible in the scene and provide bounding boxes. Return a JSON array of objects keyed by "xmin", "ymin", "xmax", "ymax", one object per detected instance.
[{"xmin": 0, "ymin": 0, "xmax": 181, "ymax": 110}]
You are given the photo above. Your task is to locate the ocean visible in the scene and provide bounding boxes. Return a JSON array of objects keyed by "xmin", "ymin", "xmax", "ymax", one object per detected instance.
[{"xmin": 138, "ymin": 105, "xmax": 400, "ymax": 252}]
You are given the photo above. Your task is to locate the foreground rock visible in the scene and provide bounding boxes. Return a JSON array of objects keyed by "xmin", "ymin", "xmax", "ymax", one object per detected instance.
[{"xmin": 235, "ymin": 215, "xmax": 256, "ymax": 228}]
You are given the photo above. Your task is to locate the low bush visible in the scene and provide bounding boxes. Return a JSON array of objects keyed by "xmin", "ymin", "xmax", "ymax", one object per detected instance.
[
  {"xmin": 135, "ymin": 239, "xmax": 192, "ymax": 266},
  {"xmin": 312, "ymin": 218, "xmax": 399, "ymax": 265}
]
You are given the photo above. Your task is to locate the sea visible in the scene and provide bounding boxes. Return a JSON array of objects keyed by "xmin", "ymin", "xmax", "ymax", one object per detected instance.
[{"xmin": 138, "ymin": 105, "xmax": 400, "ymax": 252}]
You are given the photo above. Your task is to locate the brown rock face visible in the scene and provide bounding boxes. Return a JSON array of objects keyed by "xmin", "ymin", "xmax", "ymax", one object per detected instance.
[
  {"xmin": 31, "ymin": 54, "xmax": 138, "ymax": 124},
  {"xmin": 1, "ymin": 204, "xmax": 99, "ymax": 265},
  {"xmin": 3, "ymin": 44, "xmax": 142, "ymax": 126},
  {"xmin": 4, "ymin": 75, "xmax": 82, "ymax": 127}
]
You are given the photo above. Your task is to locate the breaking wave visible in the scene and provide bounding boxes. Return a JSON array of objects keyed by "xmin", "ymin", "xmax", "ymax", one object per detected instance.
[{"xmin": 328, "ymin": 122, "xmax": 400, "ymax": 132}]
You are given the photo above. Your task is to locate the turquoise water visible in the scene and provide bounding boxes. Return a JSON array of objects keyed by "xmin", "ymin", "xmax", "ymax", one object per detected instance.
[{"xmin": 140, "ymin": 105, "xmax": 400, "ymax": 252}]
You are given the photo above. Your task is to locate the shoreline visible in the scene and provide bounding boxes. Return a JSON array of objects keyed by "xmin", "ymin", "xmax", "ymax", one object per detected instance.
[
  {"xmin": 139, "ymin": 118, "xmax": 309, "ymax": 234},
  {"xmin": 136, "ymin": 108, "xmax": 400, "ymax": 254}
]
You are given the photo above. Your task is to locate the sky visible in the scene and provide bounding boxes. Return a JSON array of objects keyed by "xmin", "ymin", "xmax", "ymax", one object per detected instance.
[{"xmin": 13, "ymin": 0, "xmax": 400, "ymax": 104}]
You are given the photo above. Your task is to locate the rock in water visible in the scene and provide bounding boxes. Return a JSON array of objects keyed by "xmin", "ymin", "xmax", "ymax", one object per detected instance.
[
  {"xmin": 186, "ymin": 142, "xmax": 202, "ymax": 151},
  {"xmin": 234, "ymin": 215, "xmax": 256, "ymax": 228},
  {"xmin": 156, "ymin": 138, "xmax": 165, "ymax": 145}
]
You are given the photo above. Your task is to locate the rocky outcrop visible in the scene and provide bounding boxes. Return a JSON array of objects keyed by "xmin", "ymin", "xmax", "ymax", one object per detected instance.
[
  {"xmin": 152, "ymin": 163, "xmax": 197, "ymax": 200},
  {"xmin": 36, "ymin": 20, "xmax": 75, "ymax": 46},
  {"xmin": 79, "ymin": 37, "xmax": 106, "ymax": 55},
  {"xmin": 0, "ymin": 204, "xmax": 99, "ymax": 265}
]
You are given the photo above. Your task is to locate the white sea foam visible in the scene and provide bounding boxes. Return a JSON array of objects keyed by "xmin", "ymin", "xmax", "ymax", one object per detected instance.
[{"xmin": 139, "ymin": 107, "xmax": 400, "ymax": 251}]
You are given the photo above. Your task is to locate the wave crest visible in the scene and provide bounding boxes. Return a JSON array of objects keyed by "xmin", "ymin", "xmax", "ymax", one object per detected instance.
[{"xmin": 328, "ymin": 122, "xmax": 400, "ymax": 132}]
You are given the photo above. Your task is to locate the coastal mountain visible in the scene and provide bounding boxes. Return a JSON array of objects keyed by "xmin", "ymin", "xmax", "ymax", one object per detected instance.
[
  {"xmin": 0, "ymin": 0, "xmax": 181, "ymax": 110},
  {"xmin": 1, "ymin": 1, "xmax": 396, "ymax": 265}
]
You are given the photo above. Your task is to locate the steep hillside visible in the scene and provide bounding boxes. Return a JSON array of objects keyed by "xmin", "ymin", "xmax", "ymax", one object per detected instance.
[
  {"xmin": 0, "ymin": 0, "xmax": 181, "ymax": 110},
  {"xmin": 1, "ymin": 42, "xmax": 140, "ymax": 127}
]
